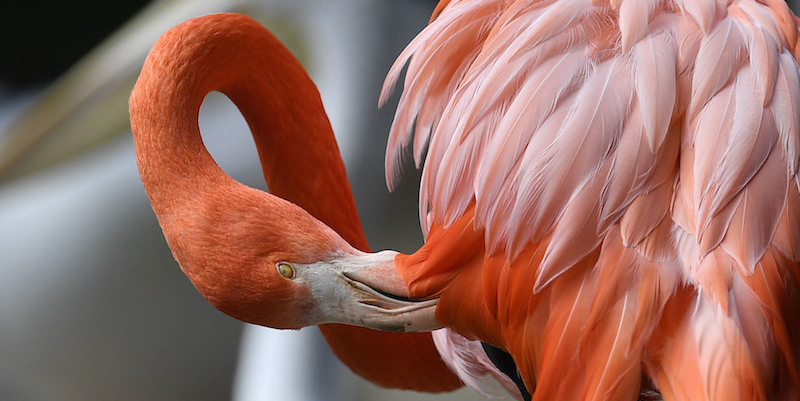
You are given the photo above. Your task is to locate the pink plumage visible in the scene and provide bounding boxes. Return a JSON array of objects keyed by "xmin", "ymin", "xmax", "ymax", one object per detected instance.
[{"xmin": 385, "ymin": 0, "xmax": 800, "ymax": 399}]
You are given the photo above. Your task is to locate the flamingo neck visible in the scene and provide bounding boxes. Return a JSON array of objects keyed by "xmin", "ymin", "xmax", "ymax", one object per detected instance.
[
  {"xmin": 130, "ymin": 15, "xmax": 365, "ymax": 249},
  {"xmin": 130, "ymin": 13, "xmax": 461, "ymax": 391}
]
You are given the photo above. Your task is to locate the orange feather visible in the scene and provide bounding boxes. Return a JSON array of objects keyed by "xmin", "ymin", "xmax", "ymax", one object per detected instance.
[{"xmin": 386, "ymin": 0, "xmax": 800, "ymax": 399}]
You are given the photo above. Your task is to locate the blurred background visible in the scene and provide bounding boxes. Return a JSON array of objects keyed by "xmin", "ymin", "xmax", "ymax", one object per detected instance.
[
  {"xmin": 2, "ymin": 1, "xmax": 799, "ymax": 400},
  {"xmin": 0, "ymin": 0, "xmax": 489, "ymax": 400}
]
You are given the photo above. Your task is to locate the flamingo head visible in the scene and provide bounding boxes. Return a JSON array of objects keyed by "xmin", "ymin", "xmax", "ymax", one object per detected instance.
[{"xmin": 157, "ymin": 185, "xmax": 439, "ymax": 333}]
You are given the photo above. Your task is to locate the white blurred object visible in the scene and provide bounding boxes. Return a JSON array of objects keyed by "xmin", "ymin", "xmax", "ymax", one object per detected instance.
[{"xmin": 233, "ymin": 326, "xmax": 359, "ymax": 401}]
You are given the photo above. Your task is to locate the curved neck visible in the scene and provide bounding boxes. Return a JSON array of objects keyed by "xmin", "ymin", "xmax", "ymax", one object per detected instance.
[
  {"xmin": 130, "ymin": 14, "xmax": 366, "ymax": 249},
  {"xmin": 130, "ymin": 14, "xmax": 460, "ymax": 391}
]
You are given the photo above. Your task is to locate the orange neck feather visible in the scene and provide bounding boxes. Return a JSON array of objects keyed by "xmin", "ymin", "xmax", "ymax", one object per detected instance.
[{"xmin": 130, "ymin": 13, "xmax": 460, "ymax": 391}]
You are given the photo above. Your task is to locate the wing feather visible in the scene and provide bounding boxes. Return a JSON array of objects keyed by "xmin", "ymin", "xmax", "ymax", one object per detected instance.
[
  {"xmin": 720, "ymin": 143, "xmax": 788, "ymax": 273},
  {"xmin": 773, "ymin": 182, "xmax": 800, "ymax": 261},
  {"xmin": 381, "ymin": 0, "xmax": 501, "ymax": 189},
  {"xmin": 690, "ymin": 17, "xmax": 746, "ymax": 117},
  {"xmin": 679, "ymin": 0, "xmax": 718, "ymax": 32},
  {"xmin": 693, "ymin": 66, "xmax": 776, "ymax": 252},
  {"xmin": 746, "ymin": 25, "xmax": 779, "ymax": 106},
  {"xmin": 386, "ymin": 0, "xmax": 800, "ymax": 398},
  {"xmin": 618, "ymin": 0, "xmax": 660, "ymax": 52},
  {"xmin": 633, "ymin": 30, "xmax": 676, "ymax": 150},
  {"xmin": 773, "ymin": 52, "xmax": 800, "ymax": 178}
]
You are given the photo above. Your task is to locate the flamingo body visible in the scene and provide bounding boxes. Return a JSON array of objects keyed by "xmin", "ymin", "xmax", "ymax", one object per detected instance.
[
  {"xmin": 131, "ymin": 2, "xmax": 800, "ymax": 400},
  {"xmin": 383, "ymin": 0, "xmax": 800, "ymax": 399}
]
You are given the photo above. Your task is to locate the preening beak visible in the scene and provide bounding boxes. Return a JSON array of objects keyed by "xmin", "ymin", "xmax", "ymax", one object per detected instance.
[{"xmin": 293, "ymin": 250, "xmax": 440, "ymax": 333}]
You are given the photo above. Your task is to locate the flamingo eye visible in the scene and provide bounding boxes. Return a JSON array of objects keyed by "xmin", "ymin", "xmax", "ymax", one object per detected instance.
[{"xmin": 276, "ymin": 262, "xmax": 295, "ymax": 279}]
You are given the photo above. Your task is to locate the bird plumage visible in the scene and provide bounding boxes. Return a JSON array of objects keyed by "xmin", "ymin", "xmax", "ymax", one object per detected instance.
[
  {"xmin": 131, "ymin": 2, "xmax": 800, "ymax": 399},
  {"xmin": 384, "ymin": 0, "xmax": 800, "ymax": 399}
]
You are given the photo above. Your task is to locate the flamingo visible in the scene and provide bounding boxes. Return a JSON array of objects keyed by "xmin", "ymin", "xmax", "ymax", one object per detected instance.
[{"xmin": 131, "ymin": 1, "xmax": 800, "ymax": 400}]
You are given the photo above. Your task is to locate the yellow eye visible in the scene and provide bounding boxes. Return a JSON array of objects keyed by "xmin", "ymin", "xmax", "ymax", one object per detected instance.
[{"xmin": 276, "ymin": 262, "xmax": 295, "ymax": 279}]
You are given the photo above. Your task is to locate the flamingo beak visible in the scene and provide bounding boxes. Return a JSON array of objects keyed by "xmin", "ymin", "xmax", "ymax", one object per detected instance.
[
  {"xmin": 341, "ymin": 254, "xmax": 409, "ymax": 298},
  {"xmin": 295, "ymin": 250, "xmax": 441, "ymax": 333}
]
